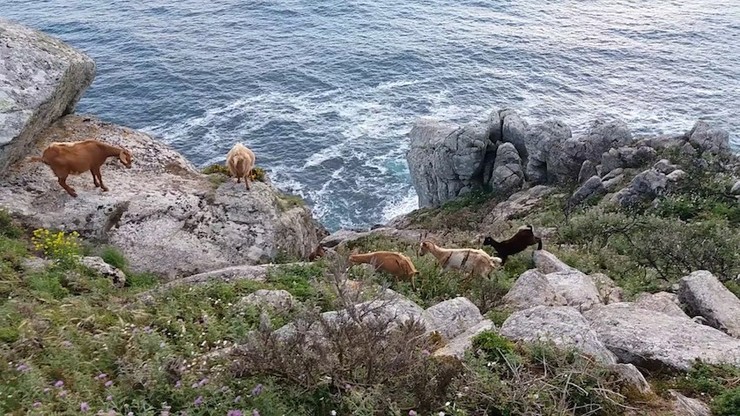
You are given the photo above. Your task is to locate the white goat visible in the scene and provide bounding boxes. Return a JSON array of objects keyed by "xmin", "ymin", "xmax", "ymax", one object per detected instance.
[
  {"xmin": 225, "ymin": 143, "xmax": 256, "ymax": 190},
  {"xmin": 418, "ymin": 239, "xmax": 501, "ymax": 280}
]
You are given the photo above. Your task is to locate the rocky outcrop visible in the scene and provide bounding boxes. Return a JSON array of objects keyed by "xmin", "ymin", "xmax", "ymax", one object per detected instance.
[
  {"xmin": 490, "ymin": 143, "xmax": 524, "ymax": 195},
  {"xmin": 545, "ymin": 271, "xmax": 603, "ymax": 311},
  {"xmin": 523, "ymin": 120, "xmax": 572, "ymax": 183},
  {"xmin": 584, "ymin": 303, "xmax": 740, "ymax": 371},
  {"xmin": 0, "ymin": 116, "xmax": 323, "ymax": 279},
  {"xmin": 533, "ymin": 250, "xmax": 576, "ymax": 274},
  {"xmin": 599, "ymin": 146, "xmax": 657, "ymax": 175},
  {"xmin": 678, "ymin": 271, "xmax": 740, "ymax": 338},
  {"xmin": 688, "ymin": 120, "xmax": 731, "ymax": 155},
  {"xmin": 633, "ymin": 292, "xmax": 688, "ymax": 319},
  {"xmin": 611, "ymin": 168, "xmax": 668, "ymax": 207},
  {"xmin": 406, "ymin": 119, "xmax": 492, "ymax": 208},
  {"xmin": 577, "ymin": 160, "xmax": 597, "ymax": 184},
  {"xmin": 482, "ymin": 185, "xmax": 554, "ymax": 229},
  {"xmin": 566, "ymin": 176, "xmax": 606, "ymax": 211},
  {"xmin": 433, "ymin": 320, "xmax": 494, "ymax": 360},
  {"xmin": 421, "ymin": 297, "xmax": 485, "ymax": 341},
  {"xmin": 237, "ymin": 289, "xmax": 295, "ymax": 314},
  {"xmin": 0, "ymin": 19, "xmax": 96, "ymax": 173},
  {"xmin": 500, "ymin": 306, "xmax": 617, "ymax": 365},
  {"xmin": 502, "ymin": 269, "xmax": 567, "ymax": 311}
]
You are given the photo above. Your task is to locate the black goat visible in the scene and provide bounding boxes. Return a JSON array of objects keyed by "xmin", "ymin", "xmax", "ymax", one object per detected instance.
[{"xmin": 483, "ymin": 225, "xmax": 543, "ymax": 265}]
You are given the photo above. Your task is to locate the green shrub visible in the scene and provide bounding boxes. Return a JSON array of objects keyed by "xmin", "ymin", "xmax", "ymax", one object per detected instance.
[
  {"xmin": 472, "ymin": 330, "xmax": 514, "ymax": 363},
  {"xmin": 201, "ymin": 163, "xmax": 230, "ymax": 176},
  {"xmin": 0, "ymin": 209, "xmax": 22, "ymax": 238},
  {"xmin": 712, "ymin": 387, "xmax": 740, "ymax": 416},
  {"xmin": 100, "ymin": 246, "xmax": 126, "ymax": 270}
]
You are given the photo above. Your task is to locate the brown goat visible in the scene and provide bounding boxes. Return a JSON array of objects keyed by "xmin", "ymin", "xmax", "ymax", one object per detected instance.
[
  {"xmin": 29, "ymin": 140, "xmax": 133, "ymax": 197},
  {"xmin": 483, "ymin": 224, "xmax": 542, "ymax": 265},
  {"xmin": 349, "ymin": 251, "xmax": 419, "ymax": 289},
  {"xmin": 226, "ymin": 143, "xmax": 256, "ymax": 190}
]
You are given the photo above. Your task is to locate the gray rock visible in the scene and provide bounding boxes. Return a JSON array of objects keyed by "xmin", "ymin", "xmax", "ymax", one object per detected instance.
[
  {"xmin": 679, "ymin": 270, "xmax": 740, "ymax": 338},
  {"xmin": 670, "ymin": 390, "xmax": 711, "ymax": 416},
  {"xmin": 486, "ymin": 109, "xmax": 502, "ymax": 144},
  {"xmin": 525, "ymin": 120, "xmax": 573, "ymax": 183},
  {"xmin": 237, "ymin": 289, "xmax": 295, "ymax": 314},
  {"xmin": 406, "ymin": 119, "xmax": 492, "ymax": 207},
  {"xmin": 321, "ymin": 227, "xmax": 430, "ymax": 250},
  {"xmin": 79, "ymin": 256, "xmax": 126, "ymax": 286},
  {"xmin": 633, "ymin": 292, "xmax": 688, "ymax": 319},
  {"xmin": 433, "ymin": 320, "xmax": 494, "ymax": 360},
  {"xmin": 653, "ymin": 159, "xmax": 678, "ymax": 174},
  {"xmin": 499, "ymin": 109, "xmax": 530, "ymax": 160},
  {"xmin": 500, "ymin": 306, "xmax": 617, "ymax": 365},
  {"xmin": 610, "ymin": 363, "xmax": 652, "ymax": 395},
  {"xmin": 566, "ymin": 176, "xmax": 606, "ymax": 211},
  {"xmin": 0, "ymin": 19, "xmax": 95, "ymax": 173},
  {"xmin": 490, "ymin": 143, "xmax": 524, "ymax": 195},
  {"xmin": 601, "ymin": 168, "xmax": 624, "ymax": 181},
  {"xmin": 502, "ymin": 269, "xmax": 568, "ymax": 311},
  {"xmin": 666, "ymin": 169, "xmax": 687, "ymax": 182},
  {"xmin": 584, "ymin": 303, "xmax": 740, "ymax": 371},
  {"xmin": 590, "ymin": 273, "xmax": 624, "ymax": 304},
  {"xmin": 636, "ymin": 134, "xmax": 687, "ymax": 152},
  {"xmin": 687, "ymin": 120, "xmax": 731, "ymax": 155},
  {"xmin": 611, "ymin": 169, "xmax": 668, "ymax": 207},
  {"xmin": 602, "ymin": 174, "xmax": 625, "ymax": 192},
  {"xmin": 545, "ymin": 271, "xmax": 603, "ymax": 311},
  {"xmin": 577, "ymin": 160, "xmax": 597, "ymax": 184},
  {"xmin": 731, "ymin": 180, "xmax": 740, "ymax": 195},
  {"xmin": 533, "ymin": 250, "xmax": 576, "ymax": 274},
  {"xmin": 21, "ymin": 257, "xmax": 52, "ymax": 272},
  {"xmin": 600, "ymin": 146, "xmax": 657, "ymax": 174},
  {"xmin": 422, "ymin": 297, "xmax": 485, "ymax": 341},
  {"xmin": 0, "ymin": 116, "xmax": 323, "ymax": 280},
  {"xmin": 483, "ymin": 185, "xmax": 554, "ymax": 228}
]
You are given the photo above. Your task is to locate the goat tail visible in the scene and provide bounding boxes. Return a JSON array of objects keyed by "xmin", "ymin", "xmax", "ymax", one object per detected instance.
[{"xmin": 27, "ymin": 156, "xmax": 44, "ymax": 164}]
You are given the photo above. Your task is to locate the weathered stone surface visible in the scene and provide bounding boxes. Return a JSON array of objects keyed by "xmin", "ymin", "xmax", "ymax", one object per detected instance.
[
  {"xmin": 524, "ymin": 120, "xmax": 572, "ymax": 183},
  {"xmin": 584, "ymin": 303, "xmax": 740, "ymax": 371},
  {"xmin": 321, "ymin": 226, "xmax": 430, "ymax": 250},
  {"xmin": 602, "ymin": 168, "xmax": 624, "ymax": 181},
  {"xmin": 611, "ymin": 169, "xmax": 668, "ymax": 207},
  {"xmin": 610, "ymin": 363, "xmax": 652, "ymax": 395},
  {"xmin": 533, "ymin": 250, "xmax": 577, "ymax": 274},
  {"xmin": 731, "ymin": 180, "xmax": 740, "ymax": 195},
  {"xmin": 79, "ymin": 256, "xmax": 126, "ymax": 287},
  {"xmin": 602, "ymin": 174, "xmax": 625, "ymax": 192},
  {"xmin": 566, "ymin": 176, "xmax": 606, "ymax": 211},
  {"xmin": 545, "ymin": 271, "xmax": 602, "ymax": 311},
  {"xmin": 590, "ymin": 273, "xmax": 624, "ymax": 304},
  {"xmin": 422, "ymin": 297, "xmax": 485, "ymax": 340},
  {"xmin": 20, "ymin": 257, "xmax": 52, "ymax": 272},
  {"xmin": 490, "ymin": 142, "xmax": 524, "ymax": 194},
  {"xmin": 653, "ymin": 159, "xmax": 678, "ymax": 174},
  {"xmin": 502, "ymin": 270, "xmax": 567, "ymax": 311},
  {"xmin": 501, "ymin": 306, "xmax": 616, "ymax": 364},
  {"xmin": 600, "ymin": 146, "xmax": 657, "ymax": 174},
  {"xmin": 687, "ymin": 120, "xmax": 731, "ymax": 155},
  {"xmin": 482, "ymin": 185, "xmax": 554, "ymax": 228},
  {"xmin": 666, "ymin": 169, "xmax": 687, "ymax": 182},
  {"xmin": 578, "ymin": 160, "xmax": 597, "ymax": 184},
  {"xmin": 0, "ymin": 19, "xmax": 95, "ymax": 173},
  {"xmin": 634, "ymin": 292, "xmax": 688, "ymax": 319},
  {"xmin": 0, "ymin": 116, "xmax": 322, "ymax": 280},
  {"xmin": 679, "ymin": 271, "xmax": 740, "ymax": 338},
  {"xmin": 237, "ymin": 289, "xmax": 295, "ymax": 314},
  {"xmin": 670, "ymin": 390, "xmax": 711, "ymax": 416},
  {"xmin": 406, "ymin": 119, "xmax": 492, "ymax": 207},
  {"xmin": 636, "ymin": 134, "xmax": 687, "ymax": 152},
  {"xmin": 499, "ymin": 109, "xmax": 529, "ymax": 160},
  {"xmin": 433, "ymin": 320, "xmax": 494, "ymax": 360}
]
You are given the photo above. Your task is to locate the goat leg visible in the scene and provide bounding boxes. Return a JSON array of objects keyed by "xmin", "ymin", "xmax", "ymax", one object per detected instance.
[
  {"xmin": 535, "ymin": 237, "xmax": 543, "ymax": 250},
  {"xmin": 93, "ymin": 167, "xmax": 108, "ymax": 192},
  {"xmin": 236, "ymin": 177, "xmax": 241, "ymax": 183},
  {"xmin": 58, "ymin": 177, "xmax": 77, "ymax": 198},
  {"xmin": 90, "ymin": 170, "xmax": 100, "ymax": 187},
  {"xmin": 245, "ymin": 176, "xmax": 251, "ymax": 190}
]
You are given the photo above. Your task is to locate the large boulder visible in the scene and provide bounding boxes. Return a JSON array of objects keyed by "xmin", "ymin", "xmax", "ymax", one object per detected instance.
[
  {"xmin": 687, "ymin": 120, "xmax": 731, "ymax": 155},
  {"xmin": 545, "ymin": 271, "xmax": 603, "ymax": 311},
  {"xmin": 0, "ymin": 116, "xmax": 323, "ymax": 279},
  {"xmin": 523, "ymin": 120, "xmax": 572, "ymax": 183},
  {"xmin": 502, "ymin": 269, "xmax": 568, "ymax": 311},
  {"xmin": 421, "ymin": 297, "xmax": 485, "ymax": 341},
  {"xmin": 490, "ymin": 142, "xmax": 524, "ymax": 195},
  {"xmin": 500, "ymin": 306, "xmax": 617, "ymax": 365},
  {"xmin": 633, "ymin": 292, "xmax": 688, "ymax": 319},
  {"xmin": 0, "ymin": 19, "xmax": 95, "ymax": 173},
  {"xmin": 678, "ymin": 271, "xmax": 740, "ymax": 338},
  {"xmin": 611, "ymin": 169, "xmax": 668, "ymax": 207},
  {"xmin": 599, "ymin": 146, "xmax": 657, "ymax": 174},
  {"xmin": 406, "ymin": 119, "xmax": 492, "ymax": 207},
  {"xmin": 499, "ymin": 109, "xmax": 529, "ymax": 160},
  {"xmin": 533, "ymin": 250, "xmax": 577, "ymax": 274},
  {"xmin": 584, "ymin": 303, "xmax": 740, "ymax": 371},
  {"xmin": 433, "ymin": 320, "xmax": 494, "ymax": 360},
  {"xmin": 565, "ymin": 176, "xmax": 606, "ymax": 211}
]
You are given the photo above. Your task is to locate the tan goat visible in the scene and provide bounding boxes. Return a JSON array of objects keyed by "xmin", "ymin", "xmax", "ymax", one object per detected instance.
[
  {"xmin": 226, "ymin": 143, "xmax": 256, "ymax": 190},
  {"xmin": 418, "ymin": 240, "xmax": 501, "ymax": 280},
  {"xmin": 29, "ymin": 139, "xmax": 133, "ymax": 197},
  {"xmin": 349, "ymin": 251, "xmax": 419, "ymax": 289}
]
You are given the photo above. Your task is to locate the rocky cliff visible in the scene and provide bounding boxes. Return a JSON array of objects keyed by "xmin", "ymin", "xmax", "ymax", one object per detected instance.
[{"xmin": 0, "ymin": 20, "xmax": 324, "ymax": 279}]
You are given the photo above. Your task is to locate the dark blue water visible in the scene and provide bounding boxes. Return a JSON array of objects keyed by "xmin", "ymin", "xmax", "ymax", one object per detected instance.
[{"xmin": 4, "ymin": 0, "xmax": 739, "ymax": 230}]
